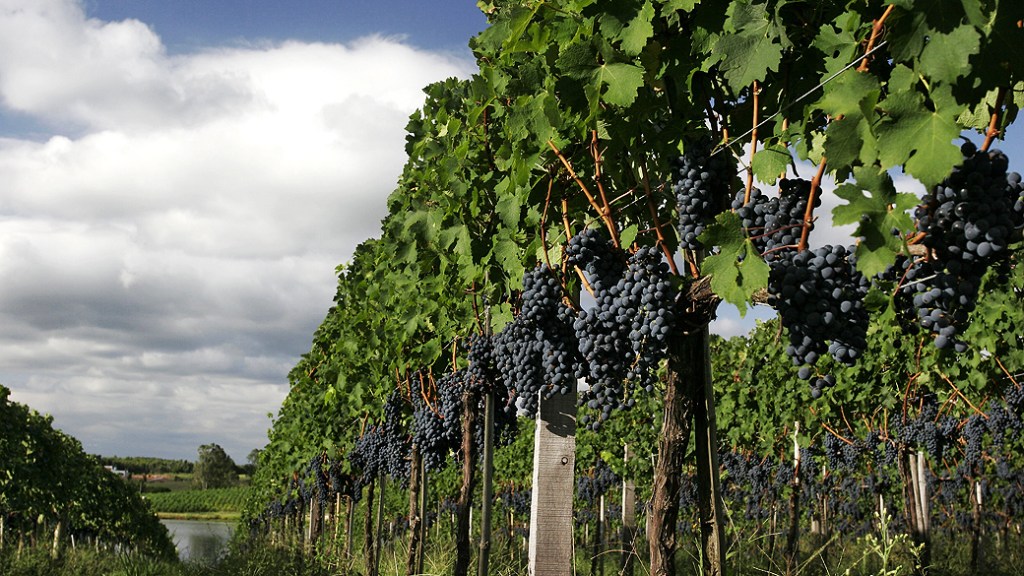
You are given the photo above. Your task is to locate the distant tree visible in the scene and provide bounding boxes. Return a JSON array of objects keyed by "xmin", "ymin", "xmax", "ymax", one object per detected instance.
[
  {"xmin": 192, "ymin": 443, "xmax": 237, "ymax": 489},
  {"xmin": 241, "ymin": 448, "xmax": 262, "ymax": 476}
]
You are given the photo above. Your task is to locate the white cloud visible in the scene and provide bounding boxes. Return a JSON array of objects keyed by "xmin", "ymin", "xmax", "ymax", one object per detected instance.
[{"xmin": 0, "ymin": 0, "xmax": 473, "ymax": 461}]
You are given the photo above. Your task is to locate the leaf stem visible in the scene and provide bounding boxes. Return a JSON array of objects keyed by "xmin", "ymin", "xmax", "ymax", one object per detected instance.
[
  {"xmin": 981, "ymin": 86, "xmax": 1008, "ymax": 153},
  {"xmin": 590, "ymin": 132, "xmax": 621, "ymax": 248},
  {"xmin": 809, "ymin": 407, "xmax": 855, "ymax": 445},
  {"xmin": 540, "ymin": 176, "xmax": 555, "ymax": 274}
]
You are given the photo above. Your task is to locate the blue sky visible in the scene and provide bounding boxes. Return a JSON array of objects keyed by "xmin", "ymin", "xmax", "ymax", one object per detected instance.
[
  {"xmin": 0, "ymin": 0, "xmax": 1019, "ymax": 463},
  {"xmin": 84, "ymin": 0, "xmax": 488, "ymax": 54}
]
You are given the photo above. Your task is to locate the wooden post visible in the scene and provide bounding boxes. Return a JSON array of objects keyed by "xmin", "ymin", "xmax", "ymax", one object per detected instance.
[
  {"xmin": 915, "ymin": 451, "xmax": 931, "ymax": 570},
  {"xmin": 784, "ymin": 424, "xmax": 801, "ymax": 575},
  {"xmin": 407, "ymin": 445, "xmax": 422, "ymax": 576},
  {"xmin": 589, "ymin": 492, "xmax": 602, "ymax": 576},
  {"xmin": 478, "ymin": 390, "xmax": 496, "ymax": 576},
  {"xmin": 51, "ymin": 519, "xmax": 63, "ymax": 559},
  {"xmin": 529, "ymin": 383, "xmax": 577, "ymax": 576},
  {"xmin": 417, "ymin": 458, "xmax": 427, "ymax": 575},
  {"xmin": 374, "ymin": 474, "xmax": 386, "ymax": 576},
  {"xmin": 689, "ymin": 326, "xmax": 727, "ymax": 576},
  {"xmin": 344, "ymin": 495, "xmax": 355, "ymax": 561},
  {"xmin": 970, "ymin": 479, "xmax": 982, "ymax": 572},
  {"xmin": 364, "ymin": 478, "xmax": 377, "ymax": 575},
  {"xmin": 455, "ymin": 387, "xmax": 480, "ymax": 576},
  {"xmin": 620, "ymin": 444, "xmax": 636, "ymax": 576}
]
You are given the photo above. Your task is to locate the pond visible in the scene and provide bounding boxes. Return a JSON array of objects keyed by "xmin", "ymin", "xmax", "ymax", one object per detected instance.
[{"xmin": 161, "ymin": 519, "xmax": 235, "ymax": 563}]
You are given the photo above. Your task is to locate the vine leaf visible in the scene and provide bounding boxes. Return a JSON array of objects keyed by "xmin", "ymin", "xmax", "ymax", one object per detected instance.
[
  {"xmin": 877, "ymin": 83, "xmax": 964, "ymax": 187},
  {"xmin": 918, "ymin": 24, "xmax": 980, "ymax": 84},
  {"xmin": 833, "ymin": 166, "xmax": 917, "ymax": 277},
  {"xmin": 711, "ymin": 3, "xmax": 783, "ymax": 92},
  {"xmin": 816, "ymin": 70, "xmax": 880, "ymax": 118},
  {"xmin": 593, "ymin": 62, "xmax": 645, "ymax": 107},
  {"xmin": 824, "ymin": 114, "xmax": 878, "ymax": 171},
  {"xmin": 698, "ymin": 211, "xmax": 769, "ymax": 315},
  {"xmin": 619, "ymin": 224, "xmax": 639, "ymax": 248},
  {"xmin": 619, "ymin": 1, "xmax": 656, "ymax": 55},
  {"xmin": 751, "ymin": 144, "xmax": 792, "ymax": 185}
]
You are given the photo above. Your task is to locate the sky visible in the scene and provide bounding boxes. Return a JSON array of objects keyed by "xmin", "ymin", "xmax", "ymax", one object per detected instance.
[
  {"xmin": 0, "ymin": 1, "xmax": 1019, "ymax": 463},
  {"xmin": 0, "ymin": 0, "xmax": 484, "ymax": 462}
]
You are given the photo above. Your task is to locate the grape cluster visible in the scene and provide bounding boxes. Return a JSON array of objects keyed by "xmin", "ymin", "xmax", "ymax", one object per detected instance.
[
  {"xmin": 347, "ymin": 427, "xmax": 382, "ymax": 487},
  {"xmin": 573, "ymin": 234, "xmax": 677, "ymax": 427},
  {"xmin": 565, "ymin": 227, "xmax": 626, "ymax": 284},
  {"xmin": 617, "ymin": 247, "xmax": 677, "ymax": 389},
  {"xmin": 896, "ymin": 143, "xmax": 1024, "ymax": 350},
  {"xmin": 379, "ymin": 389, "xmax": 412, "ymax": 484},
  {"xmin": 494, "ymin": 266, "xmax": 581, "ymax": 417},
  {"xmin": 576, "ymin": 460, "xmax": 620, "ymax": 504},
  {"xmin": 410, "ymin": 371, "xmax": 461, "ymax": 471},
  {"xmin": 465, "ymin": 333, "xmax": 520, "ymax": 444},
  {"xmin": 306, "ymin": 455, "xmax": 330, "ymax": 507},
  {"xmin": 768, "ymin": 245, "xmax": 869, "ymax": 395},
  {"xmin": 673, "ymin": 138, "xmax": 737, "ymax": 250},
  {"xmin": 412, "ymin": 362, "xmax": 519, "ymax": 469},
  {"xmin": 571, "ymin": 232, "xmax": 635, "ymax": 426},
  {"xmin": 733, "ymin": 178, "xmax": 819, "ymax": 261},
  {"xmin": 465, "ymin": 334, "xmax": 498, "ymax": 393},
  {"xmin": 496, "ymin": 484, "xmax": 531, "ymax": 516}
]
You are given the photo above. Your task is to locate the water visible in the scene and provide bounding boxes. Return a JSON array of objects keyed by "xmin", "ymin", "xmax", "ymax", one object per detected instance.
[{"xmin": 161, "ymin": 519, "xmax": 234, "ymax": 563}]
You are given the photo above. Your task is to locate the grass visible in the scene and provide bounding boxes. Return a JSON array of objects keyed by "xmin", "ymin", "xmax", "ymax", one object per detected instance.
[
  {"xmin": 155, "ymin": 512, "xmax": 241, "ymax": 521},
  {"xmin": 144, "ymin": 487, "xmax": 249, "ymax": 516}
]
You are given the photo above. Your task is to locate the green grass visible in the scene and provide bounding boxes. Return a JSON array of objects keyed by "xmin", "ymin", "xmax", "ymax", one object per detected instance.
[{"xmin": 144, "ymin": 487, "xmax": 249, "ymax": 516}]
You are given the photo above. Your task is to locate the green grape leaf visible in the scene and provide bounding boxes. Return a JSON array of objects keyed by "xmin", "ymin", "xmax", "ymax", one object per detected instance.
[
  {"xmin": 824, "ymin": 114, "xmax": 877, "ymax": 171},
  {"xmin": 699, "ymin": 211, "xmax": 769, "ymax": 314},
  {"xmin": 619, "ymin": 224, "xmax": 640, "ymax": 249},
  {"xmin": 750, "ymin": 144, "xmax": 792, "ymax": 185},
  {"xmin": 918, "ymin": 24, "xmax": 980, "ymax": 84},
  {"xmin": 877, "ymin": 86, "xmax": 963, "ymax": 187},
  {"xmin": 816, "ymin": 70, "xmax": 880, "ymax": 118},
  {"xmin": 592, "ymin": 62, "xmax": 645, "ymax": 107},
  {"xmin": 833, "ymin": 166, "xmax": 917, "ymax": 277},
  {"xmin": 711, "ymin": 6, "xmax": 783, "ymax": 92},
  {"xmin": 495, "ymin": 192, "xmax": 523, "ymax": 228},
  {"xmin": 618, "ymin": 2, "xmax": 655, "ymax": 56},
  {"xmin": 663, "ymin": 0, "xmax": 699, "ymax": 11}
]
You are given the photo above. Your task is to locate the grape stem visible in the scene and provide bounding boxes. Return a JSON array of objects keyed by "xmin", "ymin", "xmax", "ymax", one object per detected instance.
[
  {"xmin": 797, "ymin": 156, "xmax": 827, "ymax": 252},
  {"xmin": 539, "ymin": 176, "xmax": 555, "ymax": 274},
  {"xmin": 980, "ymin": 86, "xmax": 1008, "ymax": 153},
  {"xmin": 839, "ymin": 405, "xmax": 856, "ymax": 437},
  {"xmin": 858, "ymin": 4, "xmax": 895, "ymax": 72},
  {"xmin": 547, "ymin": 139, "xmax": 620, "ymax": 247},
  {"xmin": 809, "ymin": 407, "xmax": 855, "ymax": 445},
  {"xmin": 590, "ymin": 131, "xmax": 616, "ymax": 237},
  {"xmin": 743, "ymin": 80, "xmax": 760, "ymax": 206},
  {"xmin": 419, "ymin": 372, "xmax": 442, "ymax": 418},
  {"xmin": 638, "ymin": 161, "xmax": 681, "ymax": 276},
  {"xmin": 940, "ymin": 373, "xmax": 989, "ymax": 419},
  {"xmin": 469, "ymin": 282, "xmax": 484, "ymax": 336},
  {"xmin": 994, "ymin": 355, "xmax": 1020, "ymax": 388}
]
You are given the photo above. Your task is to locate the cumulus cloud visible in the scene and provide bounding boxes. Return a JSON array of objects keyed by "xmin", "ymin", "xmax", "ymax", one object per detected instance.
[{"xmin": 0, "ymin": 0, "xmax": 473, "ymax": 461}]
